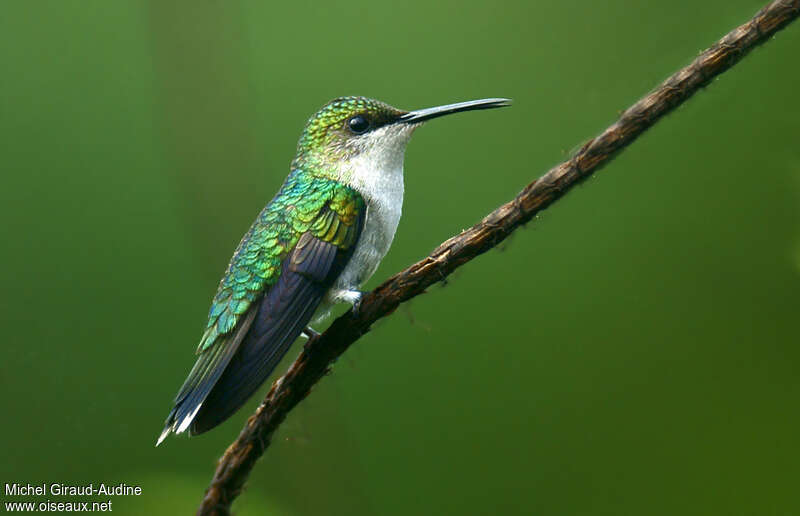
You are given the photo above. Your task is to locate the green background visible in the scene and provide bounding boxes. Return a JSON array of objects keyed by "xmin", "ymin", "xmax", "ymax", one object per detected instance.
[{"xmin": 1, "ymin": 1, "xmax": 798, "ymax": 514}]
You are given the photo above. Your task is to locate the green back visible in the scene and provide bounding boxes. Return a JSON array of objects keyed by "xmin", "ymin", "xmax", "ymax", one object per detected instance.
[{"xmin": 198, "ymin": 170, "xmax": 364, "ymax": 352}]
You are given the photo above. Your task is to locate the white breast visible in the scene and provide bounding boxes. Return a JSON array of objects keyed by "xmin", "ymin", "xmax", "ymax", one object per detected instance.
[{"xmin": 326, "ymin": 124, "xmax": 412, "ymax": 304}]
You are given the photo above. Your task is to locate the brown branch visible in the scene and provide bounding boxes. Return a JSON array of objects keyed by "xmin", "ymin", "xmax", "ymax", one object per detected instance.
[{"xmin": 197, "ymin": 1, "xmax": 800, "ymax": 514}]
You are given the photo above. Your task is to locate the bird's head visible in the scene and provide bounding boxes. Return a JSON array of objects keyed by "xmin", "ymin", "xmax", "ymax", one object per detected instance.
[{"xmin": 293, "ymin": 96, "xmax": 511, "ymax": 187}]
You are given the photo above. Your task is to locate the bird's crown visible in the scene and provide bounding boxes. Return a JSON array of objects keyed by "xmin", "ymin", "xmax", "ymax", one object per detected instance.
[{"xmin": 296, "ymin": 96, "xmax": 405, "ymax": 156}]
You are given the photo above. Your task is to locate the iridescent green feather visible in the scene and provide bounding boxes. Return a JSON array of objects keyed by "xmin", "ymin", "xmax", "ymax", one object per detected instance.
[
  {"xmin": 292, "ymin": 96, "xmax": 405, "ymax": 171},
  {"xmin": 196, "ymin": 170, "xmax": 364, "ymax": 353}
]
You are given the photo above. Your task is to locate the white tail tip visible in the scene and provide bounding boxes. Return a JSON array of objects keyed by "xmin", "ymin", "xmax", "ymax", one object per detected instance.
[{"xmin": 155, "ymin": 427, "xmax": 171, "ymax": 447}]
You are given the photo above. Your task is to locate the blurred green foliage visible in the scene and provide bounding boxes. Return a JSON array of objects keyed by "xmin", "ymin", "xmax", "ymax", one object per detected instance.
[{"xmin": 1, "ymin": 1, "xmax": 798, "ymax": 514}]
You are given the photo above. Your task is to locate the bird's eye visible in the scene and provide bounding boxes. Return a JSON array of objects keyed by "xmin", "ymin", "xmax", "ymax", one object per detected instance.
[{"xmin": 347, "ymin": 115, "xmax": 370, "ymax": 134}]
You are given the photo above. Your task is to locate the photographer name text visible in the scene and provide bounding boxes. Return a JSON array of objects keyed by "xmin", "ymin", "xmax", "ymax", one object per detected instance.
[{"xmin": 4, "ymin": 483, "xmax": 141, "ymax": 497}]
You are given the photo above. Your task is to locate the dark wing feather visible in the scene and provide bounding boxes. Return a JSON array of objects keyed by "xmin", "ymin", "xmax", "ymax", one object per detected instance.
[
  {"xmin": 158, "ymin": 189, "xmax": 365, "ymax": 443},
  {"xmin": 158, "ymin": 308, "xmax": 257, "ymax": 442},
  {"xmin": 189, "ymin": 231, "xmax": 350, "ymax": 434}
]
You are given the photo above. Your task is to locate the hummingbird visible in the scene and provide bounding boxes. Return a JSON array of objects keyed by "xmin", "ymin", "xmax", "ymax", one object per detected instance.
[{"xmin": 157, "ymin": 96, "xmax": 511, "ymax": 445}]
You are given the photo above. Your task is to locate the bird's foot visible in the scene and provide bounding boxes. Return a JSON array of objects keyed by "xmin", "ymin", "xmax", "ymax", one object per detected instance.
[
  {"xmin": 302, "ymin": 326, "xmax": 321, "ymax": 351},
  {"xmin": 340, "ymin": 289, "xmax": 364, "ymax": 317}
]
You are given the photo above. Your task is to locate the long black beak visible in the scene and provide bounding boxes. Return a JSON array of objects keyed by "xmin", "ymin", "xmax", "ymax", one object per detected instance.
[{"xmin": 398, "ymin": 98, "xmax": 512, "ymax": 124}]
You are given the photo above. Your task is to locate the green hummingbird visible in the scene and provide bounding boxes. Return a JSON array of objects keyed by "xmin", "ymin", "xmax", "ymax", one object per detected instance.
[{"xmin": 157, "ymin": 96, "xmax": 511, "ymax": 445}]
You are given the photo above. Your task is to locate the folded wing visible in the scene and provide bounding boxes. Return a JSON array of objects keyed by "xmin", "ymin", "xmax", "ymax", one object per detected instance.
[{"xmin": 158, "ymin": 187, "xmax": 364, "ymax": 443}]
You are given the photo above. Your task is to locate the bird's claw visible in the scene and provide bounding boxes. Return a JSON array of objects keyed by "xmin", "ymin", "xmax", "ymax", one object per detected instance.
[
  {"xmin": 349, "ymin": 290, "xmax": 365, "ymax": 318},
  {"xmin": 302, "ymin": 326, "xmax": 321, "ymax": 351}
]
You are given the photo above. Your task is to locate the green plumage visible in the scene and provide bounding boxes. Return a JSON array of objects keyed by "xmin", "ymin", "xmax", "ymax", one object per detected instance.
[
  {"xmin": 193, "ymin": 98, "xmax": 390, "ymax": 355},
  {"xmin": 159, "ymin": 95, "xmax": 508, "ymax": 443},
  {"xmin": 159, "ymin": 97, "xmax": 383, "ymax": 442},
  {"xmin": 198, "ymin": 170, "xmax": 364, "ymax": 353}
]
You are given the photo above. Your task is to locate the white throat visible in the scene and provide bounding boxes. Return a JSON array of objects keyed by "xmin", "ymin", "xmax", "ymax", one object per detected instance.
[
  {"xmin": 339, "ymin": 124, "xmax": 413, "ymax": 204},
  {"xmin": 326, "ymin": 124, "xmax": 414, "ymax": 303}
]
